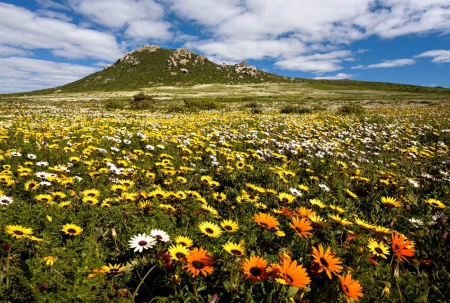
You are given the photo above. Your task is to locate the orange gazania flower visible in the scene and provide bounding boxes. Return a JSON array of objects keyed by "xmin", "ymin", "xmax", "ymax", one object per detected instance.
[
  {"xmin": 339, "ymin": 273, "xmax": 363, "ymax": 303},
  {"xmin": 295, "ymin": 206, "xmax": 316, "ymax": 218},
  {"xmin": 391, "ymin": 232, "xmax": 414, "ymax": 261},
  {"xmin": 242, "ymin": 256, "xmax": 268, "ymax": 283},
  {"xmin": 252, "ymin": 212, "xmax": 280, "ymax": 230},
  {"xmin": 183, "ymin": 248, "xmax": 215, "ymax": 277},
  {"xmin": 311, "ymin": 244, "xmax": 343, "ymax": 279},
  {"xmin": 289, "ymin": 217, "xmax": 313, "ymax": 238},
  {"xmin": 278, "ymin": 256, "xmax": 311, "ymax": 289}
]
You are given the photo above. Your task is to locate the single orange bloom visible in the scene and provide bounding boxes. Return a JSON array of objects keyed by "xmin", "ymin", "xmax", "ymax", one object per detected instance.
[
  {"xmin": 252, "ymin": 212, "xmax": 280, "ymax": 230},
  {"xmin": 289, "ymin": 217, "xmax": 313, "ymax": 238},
  {"xmin": 391, "ymin": 232, "xmax": 414, "ymax": 261},
  {"xmin": 242, "ymin": 256, "xmax": 268, "ymax": 283},
  {"xmin": 278, "ymin": 256, "xmax": 311, "ymax": 288},
  {"xmin": 295, "ymin": 206, "xmax": 316, "ymax": 218},
  {"xmin": 311, "ymin": 244, "xmax": 343, "ymax": 279},
  {"xmin": 183, "ymin": 247, "xmax": 215, "ymax": 277},
  {"xmin": 339, "ymin": 273, "xmax": 363, "ymax": 303},
  {"xmin": 280, "ymin": 206, "xmax": 295, "ymax": 217}
]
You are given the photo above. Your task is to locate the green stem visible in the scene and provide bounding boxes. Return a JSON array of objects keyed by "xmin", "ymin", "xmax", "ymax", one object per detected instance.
[
  {"xmin": 132, "ymin": 265, "xmax": 157, "ymax": 301},
  {"xmin": 4, "ymin": 239, "xmax": 14, "ymax": 289},
  {"xmin": 395, "ymin": 278, "xmax": 404, "ymax": 303}
]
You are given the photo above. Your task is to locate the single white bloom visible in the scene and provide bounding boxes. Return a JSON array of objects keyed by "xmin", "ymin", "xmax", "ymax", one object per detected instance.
[
  {"xmin": 150, "ymin": 229, "xmax": 170, "ymax": 242},
  {"xmin": 128, "ymin": 233, "xmax": 156, "ymax": 253}
]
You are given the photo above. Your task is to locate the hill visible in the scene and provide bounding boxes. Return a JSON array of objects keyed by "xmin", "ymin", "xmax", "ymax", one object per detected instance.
[
  {"xmin": 31, "ymin": 45, "xmax": 288, "ymax": 94},
  {"xmin": 4, "ymin": 44, "xmax": 450, "ymax": 96}
]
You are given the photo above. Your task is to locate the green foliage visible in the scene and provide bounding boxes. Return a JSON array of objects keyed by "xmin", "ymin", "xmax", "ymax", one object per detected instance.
[
  {"xmin": 337, "ymin": 104, "xmax": 365, "ymax": 115},
  {"xmin": 104, "ymin": 100, "xmax": 125, "ymax": 110},
  {"xmin": 183, "ymin": 99, "xmax": 220, "ymax": 111},
  {"xmin": 280, "ymin": 105, "xmax": 313, "ymax": 114},
  {"xmin": 130, "ymin": 92, "xmax": 154, "ymax": 110}
]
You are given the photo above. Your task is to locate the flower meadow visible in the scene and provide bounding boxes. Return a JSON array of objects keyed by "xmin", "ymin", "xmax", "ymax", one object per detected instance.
[{"xmin": 0, "ymin": 102, "xmax": 449, "ymax": 302}]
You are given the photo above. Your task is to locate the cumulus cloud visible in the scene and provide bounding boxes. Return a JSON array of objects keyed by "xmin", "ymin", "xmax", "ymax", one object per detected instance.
[
  {"xmin": 415, "ymin": 50, "xmax": 450, "ymax": 63},
  {"xmin": 0, "ymin": 57, "xmax": 98, "ymax": 94},
  {"xmin": 68, "ymin": 0, "xmax": 172, "ymax": 40},
  {"xmin": 0, "ymin": 46, "xmax": 31, "ymax": 57},
  {"xmin": 351, "ymin": 59, "xmax": 415, "ymax": 69},
  {"xmin": 172, "ymin": 0, "xmax": 450, "ymax": 65},
  {"xmin": 275, "ymin": 51, "xmax": 353, "ymax": 73},
  {"xmin": 0, "ymin": 3, "xmax": 122, "ymax": 60},
  {"xmin": 314, "ymin": 73, "xmax": 356, "ymax": 80}
]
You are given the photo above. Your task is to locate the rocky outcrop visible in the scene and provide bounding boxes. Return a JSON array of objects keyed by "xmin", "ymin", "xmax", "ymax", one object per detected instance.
[
  {"xmin": 115, "ymin": 45, "xmax": 160, "ymax": 67},
  {"xmin": 234, "ymin": 62, "xmax": 258, "ymax": 77}
]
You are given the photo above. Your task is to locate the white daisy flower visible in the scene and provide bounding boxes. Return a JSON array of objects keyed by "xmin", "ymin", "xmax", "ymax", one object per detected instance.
[
  {"xmin": 36, "ymin": 161, "xmax": 49, "ymax": 167},
  {"xmin": 289, "ymin": 187, "xmax": 303, "ymax": 197},
  {"xmin": 150, "ymin": 229, "xmax": 170, "ymax": 242},
  {"xmin": 36, "ymin": 172, "xmax": 51, "ymax": 179},
  {"xmin": 0, "ymin": 196, "xmax": 13, "ymax": 206},
  {"xmin": 27, "ymin": 154, "xmax": 37, "ymax": 159},
  {"xmin": 128, "ymin": 233, "xmax": 156, "ymax": 253},
  {"xmin": 408, "ymin": 218, "xmax": 423, "ymax": 228},
  {"xmin": 10, "ymin": 151, "xmax": 22, "ymax": 157}
]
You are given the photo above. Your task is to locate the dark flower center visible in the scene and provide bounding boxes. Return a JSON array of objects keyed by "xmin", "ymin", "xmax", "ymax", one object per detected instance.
[
  {"xmin": 176, "ymin": 253, "xmax": 186, "ymax": 259},
  {"xmin": 375, "ymin": 247, "xmax": 383, "ymax": 254},
  {"xmin": 156, "ymin": 235, "xmax": 163, "ymax": 239},
  {"xmin": 224, "ymin": 226, "xmax": 233, "ymax": 231},
  {"xmin": 205, "ymin": 228, "xmax": 214, "ymax": 234},
  {"xmin": 295, "ymin": 227, "xmax": 303, "ymax": 233},
  {"xmin": 109, "ymin": 268, "xmax": 119, "ymax": 273},
  {"xmin": 68, "ymin": 228, "xmax": 76, "ymax": 234},
  {"xmin": 343, "ymin": 285, "xmax": 349, "ymax": 294},
  {"xmin": 138, "ymin": 240, "xmax": 148, "ymax": 246},
  {"xmin": 320, "ymin": 257, "xmax": 329, "ymax": 267},
  {"xmin": 230, "ymin": 250, "xmax": 242, "ymax": 256},
  {"xmin": 179, "ymin": 242, "xmax": 187, "ymax": 246},
  {"xmin": 285, "ymin": 274, "xmax": 294, "ymax": 283},
  {"xmin": 250, "ymin": 267, "xmax": 261, "ymax": 276},
  {"xmin": 259, "ymin": 222, "xmax": 269, "ymax": 228},
  {"xmin": 192, "ymin": 261, "xmax": 205, "ymax": 269},
  {"xmin": 14, "ymin": 230, "xmax": 24, "ymax": 235}
]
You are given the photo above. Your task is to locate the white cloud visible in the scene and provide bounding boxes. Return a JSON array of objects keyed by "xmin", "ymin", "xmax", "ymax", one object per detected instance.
[
  {"xmin": 68, "ymin": 0, "xmax": 172, "ymax": 40},
  {"xmin": 314, "ymin": 73, "xmax": 356, "ymax": 80},
  {"xmin": 0, "ymin": 46, "xmax": 31, "ymax": 57},
  {"xmin": 36, "ymin": 0, "xmax": 69, "ymax": 10},
  {"xmin": 0, "ymin": 57, "xmax": 98, "ymax": 94},
  {"xmin": 351, "ymin": 59, "xmax": 415, "ymax": 69},
  {"xmin": 37, "ymin": 9, "xmax": 73, "ymax": 22},
  {"xmin": 275, "ymin": 51, "xmax": 353, "ymax": 73},
  {"xmin": 415, "ymin": 50, "xmax": 450, "ymax": 63},
  {"xmin": 171, "ymin": 0, "xmax": 450, "ymax": 65},
  {"xmin": 186, "ymin": 38, "xmax": 307, "ymax": 63},
  {"xmin": 124, "ymin": 20, "xmax": 172, "ymax": 40},
  {"xmin": 0, "ymin": 3, "xmax": 122, "ymax": 61}
]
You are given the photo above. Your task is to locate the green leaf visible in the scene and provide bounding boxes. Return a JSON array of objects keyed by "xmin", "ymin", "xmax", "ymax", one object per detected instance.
[{"xmin": 286, "ymin": 286, "xmax": 299, "ymax": 298}]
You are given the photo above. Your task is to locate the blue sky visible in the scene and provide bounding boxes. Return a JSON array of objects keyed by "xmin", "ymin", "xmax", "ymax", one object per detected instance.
[{"xmin": 1, "ymin": 0, "xmax": 450, "ymax": 93}]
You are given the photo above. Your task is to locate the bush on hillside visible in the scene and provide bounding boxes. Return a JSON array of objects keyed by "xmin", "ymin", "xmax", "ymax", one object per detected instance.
[
  {"xmin": 337, "ymin": 104, "xmax": 365, "ymax": 115},
  {"xmin": 280, "ymin": 105, "xmax": 313, "ymax": 114},
  {"xmin": 130, "ymin": 92, "xmax": 154, "ymax": 110}
]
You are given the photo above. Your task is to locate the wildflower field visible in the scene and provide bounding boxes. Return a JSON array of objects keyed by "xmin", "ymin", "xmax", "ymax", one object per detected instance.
[{"xmin": 0, "ymin": 100, "xmax": 449, "ymax": 302}]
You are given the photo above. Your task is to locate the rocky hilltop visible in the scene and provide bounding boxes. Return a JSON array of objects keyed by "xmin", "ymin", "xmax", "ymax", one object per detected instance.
[{"xmin": 50, "ymin": 45, "xmax": 286, "ymax": 93}]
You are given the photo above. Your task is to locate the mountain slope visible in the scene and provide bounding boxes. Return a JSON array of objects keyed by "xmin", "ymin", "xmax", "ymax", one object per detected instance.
[
  {"xmin": 44, "ymin": 45, "xmax": 286, "ymax": 93},
  {"xmin": 7, "ymin": 44, "xmax": 450, "ymax": 96}
]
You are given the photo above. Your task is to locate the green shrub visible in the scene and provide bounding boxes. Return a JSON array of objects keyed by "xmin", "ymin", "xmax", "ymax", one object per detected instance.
[
  {"xmin": 104, "ymin": 100, "xmax": 125, "ymax": 110},
  {"xmin": 280, "ymin": 105, "xmax": 313, "ymax": 114},
  {"xmin": 183, "ymin": 99, "xmax": 219, "ymax": 111},
  {"xmin": 130, "ymin": 92, "xmax": 154, "ymax": 110},
  {"xmin": 337, "ymin": 104, "xmax": 365, "ymax": 114}
]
